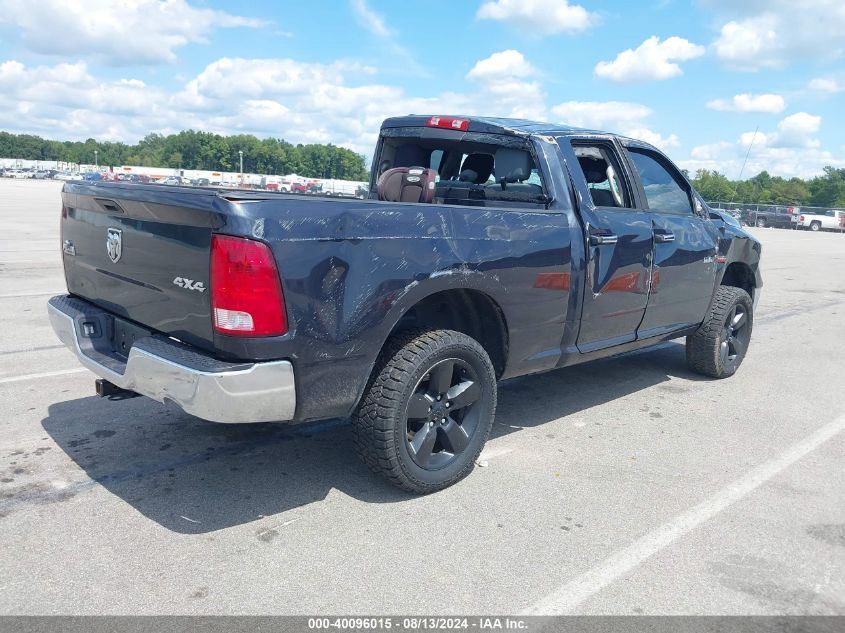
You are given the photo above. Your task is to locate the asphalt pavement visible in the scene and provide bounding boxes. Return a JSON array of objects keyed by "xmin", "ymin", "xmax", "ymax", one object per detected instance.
[{"xmin": 0, "ymin": 179, "xmax": 843, "ymax": 615}]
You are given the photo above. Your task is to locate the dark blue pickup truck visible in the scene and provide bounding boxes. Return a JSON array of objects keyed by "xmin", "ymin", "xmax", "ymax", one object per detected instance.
[{"xmin": 49, "ymin": 115, "xmax": 762, "ymax": 492}]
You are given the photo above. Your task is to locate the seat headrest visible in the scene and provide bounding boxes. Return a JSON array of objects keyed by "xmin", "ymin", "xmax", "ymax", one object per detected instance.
[
  {"xmin": 393, "ymin": 145, "xmax": 428, "ymax": 168},
  {"xmin": 494, "ymin": 148, "xmax": 533, "ymax": 183},
  {"xmin": 579, "ymin": 157, "xmax": 607, "ymax": 184},
  {"xmin": 459, "ymin": 153, "xmax": 493, "ymax": 183}
]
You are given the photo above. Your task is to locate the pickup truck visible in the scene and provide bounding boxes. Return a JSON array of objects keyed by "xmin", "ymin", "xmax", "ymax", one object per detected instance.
[
  {"xmin": 741, "ymin": 205, "xmax": 798, "ymax": 229},
  {"xmin": 49, "ymin": 115, "xmax": 762, "ymax": 493},
  {"xmin": 797, "ymin": 209, "xmax": 845, "ymax": 232}
]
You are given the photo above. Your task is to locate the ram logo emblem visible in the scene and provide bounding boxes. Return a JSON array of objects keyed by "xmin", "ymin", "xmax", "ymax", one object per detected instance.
[{"xmin": 106, "ymin": 228, "xmax": 122, "ymax": 263}]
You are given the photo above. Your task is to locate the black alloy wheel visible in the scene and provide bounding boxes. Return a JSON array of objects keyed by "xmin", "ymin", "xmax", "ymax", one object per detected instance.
[
  {"xmin": 719, "ymin": 303, "xmax": 750, "ymax": 373},
  {"xmin": 405, "ymin": 358, "xmax": 482, "ymax": 470}
]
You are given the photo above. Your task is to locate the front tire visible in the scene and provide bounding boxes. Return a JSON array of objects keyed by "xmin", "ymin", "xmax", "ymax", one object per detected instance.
[
  {"xmin": 686, "ymin": 286, "xmax": 753, "ymax": 378},
  {"xmin": 756, "ymin": 217, "xmax": 767, "ymax": 228},
  {"xmin": 353, "ymin": 329, "xmax": 496, "ymax": 493}
]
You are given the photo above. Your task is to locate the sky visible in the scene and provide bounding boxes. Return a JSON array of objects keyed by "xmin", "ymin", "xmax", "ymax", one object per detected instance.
[{"xmin": 0, "ymin": 0, "xmax": 843, "ymax": 179}]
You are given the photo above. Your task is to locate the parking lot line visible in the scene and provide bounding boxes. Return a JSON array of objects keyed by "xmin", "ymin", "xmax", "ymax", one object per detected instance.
[
  {"xmin": 521, "ymin": 412, "xmax": 845, "ymax": 615},
  {"xmin": 0, "ymin": 368, "xmax": 88, "ymax": 384}
]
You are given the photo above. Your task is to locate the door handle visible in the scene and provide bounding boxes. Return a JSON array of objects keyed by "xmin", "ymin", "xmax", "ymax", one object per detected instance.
[
  {"xmin": 589, "ymin": 233, "xmax": 618, "ymax": 246},
  {"xmin": 654, "ymin": 232, "xmax": 675, "ymax": 243}
]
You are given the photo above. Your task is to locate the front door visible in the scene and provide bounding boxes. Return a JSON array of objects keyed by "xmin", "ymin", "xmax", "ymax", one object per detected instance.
[
  {"xmin": 624, "ymin": 147, "xmax": 719, "ymax": 337},
  {"xmin": 559, "ymin": 139, "xmax": 654, "ymax": 352}
]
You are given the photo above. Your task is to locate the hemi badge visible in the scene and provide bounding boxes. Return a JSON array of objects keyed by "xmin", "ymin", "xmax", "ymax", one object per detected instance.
[{"xmin": 716, "ymin": 255, "xmax": 727, "ymax": 264}]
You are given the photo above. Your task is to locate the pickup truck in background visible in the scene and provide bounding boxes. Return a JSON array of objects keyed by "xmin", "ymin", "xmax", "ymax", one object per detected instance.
[
  {"xmin": 49, "ymin": 115, "xmax": 762, "ymax": 493},
  {"xmin": 741, "ymin": 205, "xmax": 798, "ymax": 228},
  {"xmin": 797, "ymin": 209, "xmax": 845, "ymax": 232}
]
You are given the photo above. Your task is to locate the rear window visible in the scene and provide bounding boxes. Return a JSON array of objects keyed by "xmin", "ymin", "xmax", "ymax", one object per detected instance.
[{"xmin": 373, "ymin": 129, "xmax": 548, "ymax": 209}]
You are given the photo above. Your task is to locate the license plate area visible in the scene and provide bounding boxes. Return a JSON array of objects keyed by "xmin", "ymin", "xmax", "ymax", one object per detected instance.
[{"xmin": 110, "ymin": 316, "xmax": 152, "ymax": 359}]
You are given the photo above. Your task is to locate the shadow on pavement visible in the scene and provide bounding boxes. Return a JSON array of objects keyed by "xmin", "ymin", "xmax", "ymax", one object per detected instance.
[{"xmin": 42, "ymin": 341, "xmax": 703, "ymax": 534}]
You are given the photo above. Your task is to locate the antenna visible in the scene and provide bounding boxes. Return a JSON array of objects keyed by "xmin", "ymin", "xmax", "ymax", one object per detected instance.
[
  {"xmin": 727, "ymin": 125, "xmax": 759, "ymax": 214},
  {"xmin": 737, "ymin": 126, "xmax": 759, "ymax": 182}
]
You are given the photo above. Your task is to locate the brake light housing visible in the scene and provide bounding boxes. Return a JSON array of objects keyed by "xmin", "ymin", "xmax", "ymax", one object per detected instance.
[
  {"xmin": 210, "ymin": 235, "xmax": 287, "ymax": 337},
  {"xmin": 426, "ymin": 116, "xmax": 469, "ymax": 131}
]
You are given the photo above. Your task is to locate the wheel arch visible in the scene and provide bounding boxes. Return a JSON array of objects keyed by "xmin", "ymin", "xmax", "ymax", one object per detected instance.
[
  {"xmin": 719, "ymin": 260, "xmax": 758, "ymax": 303},
  {"xmin": 382, "ymin": 287, "xmax": 510, "ymax": 380}
]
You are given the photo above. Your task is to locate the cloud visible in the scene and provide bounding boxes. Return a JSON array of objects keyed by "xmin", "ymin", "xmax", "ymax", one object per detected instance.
[
  {"xmin": 0, "ymin": 0, "xmax": 264, "ymax": 66},
  {"xmin": 706, "ymin": 93, "xmax": 785, "ymax": 113},
  {"xmin": 349, "ymin": 0, "xmax": 391, "ymax": 37},
  {"xmin": 708, "ymin": 0, "xmax": 845, "ymax": 71},
  {"xmin": 680, "ymin": 111, "xmax": 839, "ymax": 179},
  {"xmin": 594, "ymin": 36, "xmax": 705, "ymax": 82},
  {"xmin": 466, "ymin": 51, "xmax": 545, "ymax": 120},
  {"xmin": 347, "ymin": 0, "xmax": 429, "ymax": 78},
  {"xmin": 476, "ymin": 0, "xmax": 599, "ymax": 35},
  {"xmin": 0, "ymin": 52, "xmax": 554, "ymax": 156},
  {"xmin": 550, "ymin": 100, "xmax": 679, "ymax": 149},
  {"xmin": 466, "ymin": 50, "xmax": 538, "ymax": 80},
  {"xmin": 809, "ymin": 78, "xmax": 845, "ymax": 93},
  {"xmin": 735, "ymin": 113, "xmax": 822, "ymax": 151}
]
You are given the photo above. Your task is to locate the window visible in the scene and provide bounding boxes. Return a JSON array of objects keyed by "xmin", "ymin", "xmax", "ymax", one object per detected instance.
[
  {"xmin": 628, "ymin": 149, "xmax": 693, "ymax": 214},
  {"xmin": 374, "ymin": 133, "xmax": 548, "ymax": 209},
  {"xmin": 571, "ymin": 144, "xmax": 631, "ymax": 209}
]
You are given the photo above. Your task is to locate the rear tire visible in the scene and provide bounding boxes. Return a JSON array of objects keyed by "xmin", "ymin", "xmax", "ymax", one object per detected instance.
[
  {"xmin": 810, "ymin": 221, "xmax": 821, "ymax": 232},
  {"xmin": 686, "ymin": 286, "xmax": 753, "ymax": 379},
  {"xmin": 755, "ymin": 217, "xmax": 767, "ymax": 228},
  {"xmin": 353, "ymin": 329, "xmax": 496, "ymax": 493}
]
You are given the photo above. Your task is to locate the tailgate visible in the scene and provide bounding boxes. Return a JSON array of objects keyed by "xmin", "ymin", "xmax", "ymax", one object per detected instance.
[{"xmin": 61, "ymin": 183, "xmax": 220, "ymax": 349}]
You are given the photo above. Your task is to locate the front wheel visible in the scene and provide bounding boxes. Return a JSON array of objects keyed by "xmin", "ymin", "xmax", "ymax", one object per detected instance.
[
  {"xmin": 755, "ymin": 217, "xmax": 767, "ymax": 228},
  {"xmin": 353, "ymin": 329, "xmax": 497, "ymax": 493},
  {"xmin": 686, "ymin": 286, "xmax": 753, "ymax": 378}
]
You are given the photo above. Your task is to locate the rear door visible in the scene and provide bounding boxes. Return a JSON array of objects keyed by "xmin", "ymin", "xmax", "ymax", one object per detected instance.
[
  {"xmin": 557, "ymin": 137, "xmax": 654, "ymax": 352},
  {"xmin": 623, "ymin": 145, "xmax": 719, "ymax": 338}
]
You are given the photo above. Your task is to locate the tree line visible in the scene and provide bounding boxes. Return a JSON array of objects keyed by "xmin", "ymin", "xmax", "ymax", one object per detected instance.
[
  {"xmin": 0, "ymin": 130, "xmax": 369, "ymax": 181},
  {"xmin": 689, "ymin": 167, "xmax": 845, "ymax": 208}
]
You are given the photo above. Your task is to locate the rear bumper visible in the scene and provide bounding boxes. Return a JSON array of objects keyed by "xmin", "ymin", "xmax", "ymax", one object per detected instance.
[{"xmin": 47, "ymin": 295, "xmax": 296, "ymax": 424}]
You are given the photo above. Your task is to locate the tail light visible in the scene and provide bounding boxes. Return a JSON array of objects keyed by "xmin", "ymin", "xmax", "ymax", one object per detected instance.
[
  {"xmin": 799, "ymin": 215, "xmax": 805, "ymax": 222},
  {"xmin": 210, "ymin": 235, "xmax": 287, "ymax": 336}
]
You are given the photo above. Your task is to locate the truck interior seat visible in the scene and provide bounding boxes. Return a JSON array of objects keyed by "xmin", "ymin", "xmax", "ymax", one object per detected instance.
[
  {"xmin": 377, "ymin": 167, "xmax": 437, "ymax": 203},
  {"xmin": 458, "ymin": 153, "xmax": 494, "ymax": 184},
  {"xmin": 492, "ymin": 148, "xmax": 542, "ymax": 195},
  {"xmin": 579, "ymin": 156, "xmax": 617, "ymax": 207}
]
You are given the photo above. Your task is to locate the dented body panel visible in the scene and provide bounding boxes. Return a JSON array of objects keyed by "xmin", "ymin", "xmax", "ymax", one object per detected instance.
[{"xmin": 57, "ymin": 117, "xmax": 762, "ymax": 423}]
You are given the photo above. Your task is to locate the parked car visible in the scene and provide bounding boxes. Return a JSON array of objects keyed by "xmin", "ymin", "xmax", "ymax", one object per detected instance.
[
  {"xmin": 160, "ymin": 176, "xmax": 184, "ymax": 185},
  {"xmin": 194, "ymin": 178, "xmax": 210, "ymax": 187},
  {"xmin": 53, "ymin": 172, "xmax": 77, "ymax": 181},
  {"xmin": 741, "ymin": 205, "xmax": 796, "ymax": 228},
  {"xmin": 797, "ymin": 209, "xmax": 845, "ymax": 232},
  {"xmin": 81, "ymin": 172, "xmax": 103, "ymax": 182},
  {"xmin": 31, "ymin": 170, "xmax": 50, "ymax": 179},
  {"xmin": 49, "ymin": 114, "xmax": 762, "ymax": 493},
  {"xmin": 3, "ymin": 169, "xmax": 28, "ymax": 179}
]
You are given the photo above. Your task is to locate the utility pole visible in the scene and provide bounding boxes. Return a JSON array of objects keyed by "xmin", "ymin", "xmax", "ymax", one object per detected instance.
[
  {"xmin": 94, "ymin": 149, "xmax": 98, "ymax": 170},
  {"xmin": 239, "ymin": 150, "xmax": 244, "ymax": 187}
]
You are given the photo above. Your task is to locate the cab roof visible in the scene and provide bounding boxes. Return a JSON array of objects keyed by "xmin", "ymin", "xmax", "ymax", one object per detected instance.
[
  {"xmin": 379, "ymin": 114, "xmax": 657, "ymax": 151},
  {"xmin": 380, "ymin": 114, "xmax": 603, "ymax": 137}
]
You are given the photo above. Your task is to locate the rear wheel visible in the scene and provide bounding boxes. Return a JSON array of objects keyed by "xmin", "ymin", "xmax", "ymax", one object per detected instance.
[
  {"xmin": 353, "ymin": 329, "xmax": 496, "ymax": 493},
  {"xmin": 755, "ymin": 217, "xmax": 767, "ymax": 228},
  {"xmin": 810, "ymin": 221, "xmax": 821, "ymax": 232},
  {"xmin": 686, "ymin": 286, "xmax": 753, "ymax": 378}
]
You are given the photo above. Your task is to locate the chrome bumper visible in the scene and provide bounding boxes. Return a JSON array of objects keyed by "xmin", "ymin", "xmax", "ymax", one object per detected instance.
[{"xmin": 47, "ymin": 296, "xmax": 296, "ymax": 424}]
